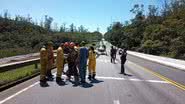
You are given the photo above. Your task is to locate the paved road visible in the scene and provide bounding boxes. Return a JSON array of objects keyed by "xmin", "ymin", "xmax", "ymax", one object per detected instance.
[{"xmin": 0, "ymin": 53, "xmax": 185, "ymax": 104}]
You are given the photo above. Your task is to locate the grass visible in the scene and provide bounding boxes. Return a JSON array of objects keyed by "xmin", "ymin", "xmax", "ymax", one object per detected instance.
[
  {"xmin": 0, "ymin": 48, "xmax": 36, "ymax": 58},
  {"xmin": 0, "ymin": 64, "xmax": 40, "ymax": 86}
]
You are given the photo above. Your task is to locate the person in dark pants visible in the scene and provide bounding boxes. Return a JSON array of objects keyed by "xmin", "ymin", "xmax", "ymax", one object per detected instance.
[
  {"xmin": 66, "ymin": 42, "xmax": 79, "ymax": 85},
  {"xmin": 120, "ymin": 48, "xmax": 127, "ymax": 75},
  {"xmin": 79, "ymin": 41, "xmax": 88, "ymax": 83},
  {"xmin": 110, "ymin": 46, "xmax": 117, "ymax": 63},
  {"xmin": 110, "ymin": 46, "xmax": 114, "ymax": 63}
]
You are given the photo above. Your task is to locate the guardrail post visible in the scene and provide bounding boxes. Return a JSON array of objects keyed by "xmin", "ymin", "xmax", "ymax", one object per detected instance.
[{"xmin": 35, "ymin": 63, "xmax": 38, "ymax": 69}]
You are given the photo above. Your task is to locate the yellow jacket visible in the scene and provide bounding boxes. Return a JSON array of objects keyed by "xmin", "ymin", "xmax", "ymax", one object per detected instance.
[
  {"xmin": 56, "ymin": 47, "xmax": 64, "ymax": 69},
  {"xmin": 89, "ymin": 50, "xmax": 96, "ymax": 61},
  {"xmin": 40, "ymin": 47, "xmax": 48, "ymax": 65},
  {"xmin": 88, "ymin": 50, "xmax": 96, "ymax": 72}
]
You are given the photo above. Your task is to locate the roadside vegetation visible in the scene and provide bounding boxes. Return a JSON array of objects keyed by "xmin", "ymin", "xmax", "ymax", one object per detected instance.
[
  {"xmin": 104, "ymin": 0, "xmax": 185, "ymax": 59},
  {"xmin": 0, "ymin": 11, "xmax": 102, "ymax": 58},
  {"xmin": 0, "ymin": 65, "xmax": 40, "ymax": 86}
]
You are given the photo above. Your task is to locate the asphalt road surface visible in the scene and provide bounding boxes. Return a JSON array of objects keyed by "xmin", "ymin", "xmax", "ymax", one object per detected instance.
[{"xmin": 0, "ymin": 51, "xmax": 185, "ymax": 104}]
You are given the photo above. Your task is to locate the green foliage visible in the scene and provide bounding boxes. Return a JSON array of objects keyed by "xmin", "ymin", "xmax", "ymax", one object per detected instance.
[
  {"xmin": 0, "ymin": 13, "xmax": 102, "ymax": 58},
  {"xmin": 0, "ymin": 65, "xmax": 39, "ymax": 86},
  {"xmin": 0, "ymin": 48, "xmax": 34, "ymax": 58},
  {"xmin": 105, "ymin": 0, "xmax": 185, "ymax": 59}
]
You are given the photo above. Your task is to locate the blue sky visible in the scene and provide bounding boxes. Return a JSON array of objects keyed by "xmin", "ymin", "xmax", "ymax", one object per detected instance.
[{"xmin": 0, "ymin": 0, "xmax": 162, "ymax": 34}]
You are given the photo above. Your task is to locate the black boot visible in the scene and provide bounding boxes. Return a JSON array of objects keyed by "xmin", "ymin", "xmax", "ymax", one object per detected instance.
[
  {"xmin": 92, "ymin": 74, "xmax": 96, "ymax": 80},
  {"xmin": 40, "ymin": 80, "xmax": 49, "ymax": 87},
  {"xmin": 56, "ymin": 77, "xmax": 62, "ymax": 83},
  {"xmin": 56, "ymin": 77, "xmax": 65, "ymax": 85},
  {"xmin": 74, "ymin": 76, "xmax": 79, "ymax": 86},
  {"xmin": 88, "ymin": 75, "xmax": 92, "ymax": 81}
]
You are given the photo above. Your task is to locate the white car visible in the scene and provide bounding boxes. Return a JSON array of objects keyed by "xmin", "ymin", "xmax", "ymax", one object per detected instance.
[{"xmin": 97, "ymin": 46, "xmax": 107, "ymax": 55}]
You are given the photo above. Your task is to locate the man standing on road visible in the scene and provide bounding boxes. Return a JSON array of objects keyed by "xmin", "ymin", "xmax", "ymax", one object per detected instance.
[
  {"xmin": 110, "ymin": 46, "xmax": 114, "ymax": 63},
  {"xmin": 56, "ymin": 43, "xmax": 65, "ymax": 84},
  {"xmin": 79, "ymin": 41, "xmax": 88, "ymax": 83},
  {"xmin": 120, "ymin": 48, "xmax": 127, "ymax": 75},
  {"xmin": 75, "ymin": 43, "xmax": 80, "ymax": 70},
  {"xmin": 46, "ymin": 42, "xmax": 55, "ymax": 80},
  {"xmin": 40, "ymin": 46, "xmax": 49, "ymax": 86},
  {"xmin": 66, "ymin": 42, "xmax": 79, "ymax": 85},
  {"xmin": 110, "ymin": 46, "xmax": 116, "ymax": 63},
  {"xmin": 88, "ymin": 46, "xmax": 96, "ymax": 80}
]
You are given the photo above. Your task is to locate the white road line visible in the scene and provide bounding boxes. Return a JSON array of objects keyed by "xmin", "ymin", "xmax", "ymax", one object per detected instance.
[
  {"xmin": 0, "ymin": 82, "xmax": 39, "ymax": 104},
  {"xmin": 0, "ymin": 71, "xmax": 62, "ymax": 104},
  {"xmin": 113, "ymin": 100, "xmax": 120, "ymax": 104},
  {"xmin": 96, "ymin": 76, "xmax": 168, "ymax": 84},
  {"xmin": 0, "ymin": 74, "xmax": 168, "ymax": 104},
  {"xmin": 96, "ymin": 76, "xmax": 125, "ymax": 80}
]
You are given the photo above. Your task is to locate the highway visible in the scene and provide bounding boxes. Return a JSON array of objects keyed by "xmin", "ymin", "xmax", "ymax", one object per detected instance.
[{"xmin": 0, "ymin": 45, "xmax": 185, "ymax": 104}]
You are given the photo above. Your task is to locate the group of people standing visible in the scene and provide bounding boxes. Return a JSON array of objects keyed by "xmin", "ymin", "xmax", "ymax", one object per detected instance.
[
  {"xmin": 40, "ymin": 41, "xmax": 97, "ymax": 87},
  {"xmin": 110, "ymin": 46, "xmax": 127, "ymax": 75}
]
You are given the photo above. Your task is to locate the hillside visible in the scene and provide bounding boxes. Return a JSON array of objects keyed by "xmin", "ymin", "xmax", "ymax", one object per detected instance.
[
  {"xmin": 105, "ymin": 0, "xmax": 185, "ymax": 59},
  {"xmin": 0, "ymin": 16, "xmax": 102, "ymax": 58}
]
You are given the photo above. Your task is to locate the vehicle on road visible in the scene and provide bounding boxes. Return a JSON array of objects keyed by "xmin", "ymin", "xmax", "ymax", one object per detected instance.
[{"xmin": 97, "ymin": 45, "xmax": 107, "ymax": 55}]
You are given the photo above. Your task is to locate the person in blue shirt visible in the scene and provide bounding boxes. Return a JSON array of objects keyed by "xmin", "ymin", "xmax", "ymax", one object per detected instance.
[{"xmin": 79, "ymin": 41, "xmax": 88, "ymax": 83}]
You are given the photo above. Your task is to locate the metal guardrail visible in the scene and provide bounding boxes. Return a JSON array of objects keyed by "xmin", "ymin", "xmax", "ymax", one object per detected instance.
[
  {"xmin": 0, "ymin": 52, "xmax": 68, "ymax": 73},
  {"xmin": 0, "ymin": 58, "xmax": 40, "ymax": 73}
]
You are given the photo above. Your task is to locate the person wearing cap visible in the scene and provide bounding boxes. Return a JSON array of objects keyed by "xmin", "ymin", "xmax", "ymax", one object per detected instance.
[
  {"xmin": 88, "ymin": 46, "xmax": 96, "ymax": 80},
  {"xmin": 63, "ymin": 42, "xmax": 69, "ymax": 67},
  {"xmin": 40, "ymin": 46, "xmax": 49, "ymax": 86},
  {"xmin": 46, "ymin": 42, "xmax": 55, "ymax": 80},
  {"xmin": 74, "ymin": 43, "xmax": 80, "ymax": 70},
  {"xmin": 66, "ymin": 42, "xmax": 79, "ymax": 85},
  {"xmin": 64, "ymin": 42, "xmax": 70, "ymax": 54},
  {"xmin": 79, "ymin": 41, "xmax": 88, "ymax": 83},
  {"xmin": 56, "ymin": 43, "xmax": 65, "ymax": 84},
  {"xmin": 120, "ymin": 48, "xmax": 127, "ymax": 75}
]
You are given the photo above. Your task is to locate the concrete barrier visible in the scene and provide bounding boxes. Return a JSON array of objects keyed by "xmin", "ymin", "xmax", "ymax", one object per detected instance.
[{"xmin": 127, "ymin": 51, "xmax": 185, "ymax": 71}]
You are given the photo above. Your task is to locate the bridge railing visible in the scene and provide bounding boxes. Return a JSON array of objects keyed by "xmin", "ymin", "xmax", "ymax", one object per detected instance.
[
  {"xmin": 0, "ymin": 58, "xmax": 40, "ymax": 73},
  {"xmin": 0, "ymin": 51, "xmax": 68, "ymax": 73}
]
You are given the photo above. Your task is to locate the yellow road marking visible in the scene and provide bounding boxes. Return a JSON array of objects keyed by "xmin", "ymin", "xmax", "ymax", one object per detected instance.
[{"xmin": 129, "ymin": 61, "xmax": 185, "ymax": 91}]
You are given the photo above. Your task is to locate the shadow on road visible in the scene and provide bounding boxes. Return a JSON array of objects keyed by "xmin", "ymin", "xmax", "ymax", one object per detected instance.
[
  {"xmin": 119, "ymin": 73, "xmax": 133, "ymax": 77},
  {"xmin": 90, "ymin": 79, "xmax": 104, "ymax": 84},
  {"xmin": 123, "ymin": 73, "xmax": 133, "ymax": 77},
  {"xmin": 80, "ymin": 82, "xmax": 94, "ymax": 88}
]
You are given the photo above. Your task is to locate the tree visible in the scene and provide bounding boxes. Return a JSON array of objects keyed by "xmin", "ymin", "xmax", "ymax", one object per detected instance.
[
  {"xmin": 60, "ymin": 23, "xmax": 66, "ymax": 32},
  {"xmin": 112, "ymin": 22, "xmax": 123, "ymax": 30},
  {"xmin": 3, "ymin": 9, "xmax": 9, "ymax": 19},
  {"xmin": 69, "ymin": 23, "xmax": 74, "ymax": 32},
  {"xmin": 78, "ymin": 25, "xmax": 85, "ymax": 32},
  {"xmin": 26, "ymin": 14, "xmax": 32, "ymax": 22},
  {"xmin": 44, "ymin": 15, "xmax": 53, "ymax": 31}
]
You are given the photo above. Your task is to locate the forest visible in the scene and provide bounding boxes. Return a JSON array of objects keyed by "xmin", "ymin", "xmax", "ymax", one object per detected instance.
[
  {"xmin": 0, "ymin": 11, "xmax": 102, "ymax": 58},
  {"xmin": 104, "ymin": 0, "xmax": 185, "ymax": 59}
]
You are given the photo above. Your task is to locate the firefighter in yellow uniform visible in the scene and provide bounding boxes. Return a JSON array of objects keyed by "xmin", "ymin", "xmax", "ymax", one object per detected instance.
[
  {"xmin": 88, "ymin": 46, "xmax": 96, "ymax": 80},
  {"xmin": 56, "ymin": 43, "xmax": 65, "ymax": 84},
  {"xmin": 40, "ymin": 46, "xmax": 48, "ymax": 86}
]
